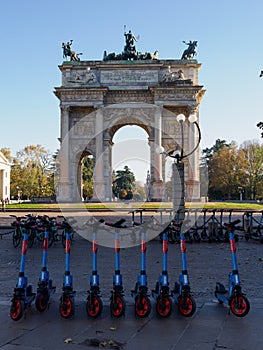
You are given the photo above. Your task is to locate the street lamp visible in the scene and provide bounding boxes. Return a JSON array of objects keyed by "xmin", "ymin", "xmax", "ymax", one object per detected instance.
[{"xmin": 160, "ymin": 113, "xmax": 202, "ymax": 223}]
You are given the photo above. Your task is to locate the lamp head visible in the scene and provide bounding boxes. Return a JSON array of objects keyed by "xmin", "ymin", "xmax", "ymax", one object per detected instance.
[
  {"xmin": 176, "ymin": 114, "xmax": 186, "ymax": 122},
  {"xmin": 188, "ymin": 114, "xmax": 197, "ymax": 123},
  {"xmin": 156, "ymin": 145, "xmax": 165, "ymax": 154}
]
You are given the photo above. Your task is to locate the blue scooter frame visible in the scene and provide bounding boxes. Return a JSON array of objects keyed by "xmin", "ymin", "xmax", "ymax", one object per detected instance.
[
  {"xmin": 35, "ymin": 229, "xmax": 56, "ymax": 312},
  {"xmin": 10, "ymin": 229, "xmax": 36, "ymax": 321},
  {"xmin": 131, "ymin": 227, "xmax": 151, "ymax": 317},
  {"xmin": 215, "ymin": 219, "xmax": 250, "ymax": 317},
  {"xmin": 110, "ymin": 227, "xmax": 126, "ymax": 317},
  {"xmin": 172, "ymin": 232, "xmax": 196, "ymax": 317},
  {"xmin": 59, "ymin": 231, "xmax": 76, "ymax": 318},
  {"xmin": 86, "ymin": 221, "xmax": 103, "ymax": 318},
  {"xmin": 152, "ymin": 231, "xmax": 173, "ymax": 317}
]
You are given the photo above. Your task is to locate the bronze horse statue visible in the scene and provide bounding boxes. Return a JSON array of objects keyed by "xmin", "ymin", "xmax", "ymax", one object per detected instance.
[
  {"xmin": 181, "ymin": 41, "xmax": 198, "ymax": 60},
  {"xmin": 62, "ymin": 40, "xmax": 82, "ymax": 61}
]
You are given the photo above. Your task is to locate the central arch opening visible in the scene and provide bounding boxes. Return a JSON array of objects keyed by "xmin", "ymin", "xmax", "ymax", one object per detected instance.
[{"xmin": 112, "ymin": 125, "xmax": 150, "ymax": 201}]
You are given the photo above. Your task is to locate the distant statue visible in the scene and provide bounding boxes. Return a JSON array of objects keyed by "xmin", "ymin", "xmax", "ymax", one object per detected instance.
[
  {"xmin": 62, "ymin": 40, "xmax": 82, "ymax": 61},
  {"xmin": 138, "ymin": 50, "xmax": 159, "ymax": 60},
  {"xmin": 124, "ymin": 30, "xmax": 138, "ymax": 54},
  {"xmin": 103, "ymin": 29, "xmax": 158, "ymax": 61},
  {"xmin": 123, "ymin": 29, "xmax": 139, "ymax": 60},
  {"xmin": 181, "ymin": 40, "xmax": 198, "ymax": 60}
]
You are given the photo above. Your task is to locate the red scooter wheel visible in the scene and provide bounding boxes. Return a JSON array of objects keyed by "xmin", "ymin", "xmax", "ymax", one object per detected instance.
[
  {"xmin": 135, "ymin": 294, "xmax": 151, "ymax": 318},
  {"xmin": 230, "ymin": 294, "xmax": 250, "ymax": 317},
  {"xmin": 35, "ymin": 292, "xmax": 48, "ymax": 312},
  {"xmin": 10, "ymin": 299, "xmax": 24, "ymax": 321},
  {"xmin": 178, "ymin": 294, "xmax": 196, "ymax": 317},
  {"xmin": 59, "ymin": 296, "xmax": 74, "ymax": 318},
  {"xmin": 86, "ymin": 295, "xmax": 103, "ymax": 318},
  {"xmin": 156, "ymin": 296, "xmax": 172, "ymax": 318},
  {"xmin": 110, "ymin": 295, "xmax": 126, "ymax": 318}
]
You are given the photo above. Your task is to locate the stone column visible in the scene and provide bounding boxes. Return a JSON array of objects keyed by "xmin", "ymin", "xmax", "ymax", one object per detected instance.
[
  {"xmin": 154, "ymin": 106, "xmax": 163, "ymax": 181},
  {"xmin": 150, "ymin": 106, "xmax": 164, "ymax": 201},
  {"xmin": 58, "ymin": 105, "xmax": 71, "ymax": 202},
  {"xmin": 92, "ymin": 108, "xmax": 106, "ymax": 201},
  {"xmin": 0, "ymin": 170, "xmax": 3, "ymax": 200},
  {"xmin": 103, "ymin": 130, "xmax": 112, "ymax": 202}
]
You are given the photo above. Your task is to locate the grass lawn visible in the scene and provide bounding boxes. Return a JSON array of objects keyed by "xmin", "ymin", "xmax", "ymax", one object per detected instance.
[{"xmin": 5, "ymin": 201, "xmax": 263, "ymax": 211}]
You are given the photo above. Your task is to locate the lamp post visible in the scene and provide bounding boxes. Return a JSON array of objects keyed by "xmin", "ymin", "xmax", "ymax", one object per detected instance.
[{"xmin": 160, "ymin": 113, "xmax": 201, "ymax": 223}]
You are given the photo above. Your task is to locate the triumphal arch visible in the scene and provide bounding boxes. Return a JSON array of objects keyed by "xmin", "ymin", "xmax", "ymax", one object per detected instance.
[{"xmin": 55, "ymin": 36, "xmax": 205, "ymax": 202}]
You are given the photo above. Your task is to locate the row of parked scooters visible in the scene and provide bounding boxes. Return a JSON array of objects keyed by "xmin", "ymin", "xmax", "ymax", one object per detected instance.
[{"xmin": 9, "ymin": 216, "xmax": 250, "ymax": 321}]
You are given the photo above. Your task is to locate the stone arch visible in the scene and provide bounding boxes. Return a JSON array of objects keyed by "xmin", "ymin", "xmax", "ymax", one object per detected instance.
[
  {"xmin": 107, "ymin": 117, "xmax": 151, "ymax": 143},
  {"xmin": 55, "ymin": 59, "xmax": 205, "ymax": 202},
  {"xmin": 74, "ymin": 148, "xmax": 94, "ymax": 201},
  {"xmin": 111, "ymin": 124, "xmax": 151, "ymax": 198}
]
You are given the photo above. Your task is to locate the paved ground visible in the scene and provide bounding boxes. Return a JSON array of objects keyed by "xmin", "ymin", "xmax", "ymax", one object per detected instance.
[{"xmin": 0, "ymin": 211, "xmax": 263, "ymax": 349}]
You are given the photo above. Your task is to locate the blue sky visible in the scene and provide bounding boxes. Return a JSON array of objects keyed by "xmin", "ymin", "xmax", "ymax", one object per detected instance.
[{"xmin": 1, "ymin": 0, "xmax": 263, "ymax": 181}]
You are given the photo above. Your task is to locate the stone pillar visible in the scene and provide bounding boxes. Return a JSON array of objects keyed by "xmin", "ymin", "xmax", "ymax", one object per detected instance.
[
  {"xmin": 0, "ymin": 170, "xmax": 4, "ymax": 200},
  {"xmin": 150, "ymin": 107, "xmax": 164, "ymax": 201},
  {"xmin": 57, "ymin": 105, "xmax": 72, "ymax": 202},
  {"xmin": 103, "ymin": 132, "xmax": 112, "ymax": 202},
  {"xmin": 154, "ymin": 107, "xmax": 163, "ymax": 181},
  {"xmin": 92, "ymin": 108, "xmax": 106, "ymax": 201}
]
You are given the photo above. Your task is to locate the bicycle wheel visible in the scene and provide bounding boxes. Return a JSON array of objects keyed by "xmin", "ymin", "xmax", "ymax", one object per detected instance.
[
  {"xmin": 12, "ymin": 229, "xmax": 22, "ymax": 248},
  {"xmin": 28, "ymin": 230, "xmax": 35, "ymax": 248},
  {"xmin": 61, "ymin": 231, "xmax": 66, "ymax": 248},
  {"xmin": 48, "ymin": 229, "xmax": 54, "ymax": 248}
]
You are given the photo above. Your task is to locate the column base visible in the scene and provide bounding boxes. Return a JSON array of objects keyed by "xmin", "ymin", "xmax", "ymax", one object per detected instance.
[
  {"xmin": 57, "ymin": 181, "xmax": 73, "ymax": 203},
  {"xmin": 186, "ymin": 179, "xmax": 200, "ymax": 202},
  {"xmin": 150, "ymin": 180, "xmax": 165, "ymax": 202},
  {"xmin": 92, "ymin": 180, "xmax": 107, "ymax": 202}
]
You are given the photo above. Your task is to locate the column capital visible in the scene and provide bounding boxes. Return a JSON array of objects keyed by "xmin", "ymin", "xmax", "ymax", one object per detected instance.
[
  {"xmin": 187, "ymin": 104, "xmax": 199, "ymax": 115},
  {"xmin": 60, "ymin": 104, "xmax": 71, "ymax": 114}
]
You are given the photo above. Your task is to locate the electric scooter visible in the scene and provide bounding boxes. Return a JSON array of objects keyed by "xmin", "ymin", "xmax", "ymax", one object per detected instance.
[
  {"xmin": 172, "ymin": 231, "xmax": 196, "ymax": 317},
  {"xmin": 59, "ymin": 231, "xmax": 76, "ymax": 318},
  {"xmin": 152, "ymin": 230, "xmax": 172, "ymax": 317},
  {"xmin": 10, "ymin": 226, "xmax": 36, "ymax": 321},
  {"xmin": 215, "ymin": 219, "xmax": 250, "ymax": 317},
  {"xmin": 110, "ymin": 227, "xmax": 126, "ymax": 317},
  {"xmin": 131, "ymin": 225, "xmax": 151, "ymax": 317},
  {"xmin": 35, "ymin": 229, "xmax": 56, "ymax": 312},
  {"xmin": 86, "ymin": 220, "xmax": 103, "ymax": 318}
]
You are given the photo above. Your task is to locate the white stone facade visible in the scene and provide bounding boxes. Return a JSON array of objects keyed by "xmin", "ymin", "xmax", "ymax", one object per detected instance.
[
  {"xmin": 0, "ymin": 152, "xmax": 11, "ymax": 201},
  {"xmin": 54, "ymin": 59, "xmax": 205, "ymax": 202}
]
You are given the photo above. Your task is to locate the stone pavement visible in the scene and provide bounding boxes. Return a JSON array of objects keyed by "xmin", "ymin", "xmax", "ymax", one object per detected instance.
[{"xmin": 0, "ymin": 212, "xmax": 263, "ymax": 349}]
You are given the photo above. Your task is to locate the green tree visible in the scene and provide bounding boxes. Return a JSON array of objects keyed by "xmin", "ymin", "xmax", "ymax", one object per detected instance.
[
  {"xmin": 82, "ymin": 155, "xmax": 94, "ymax": 200},
  {"xmin": 0, "ymin": 148, "xmax": 12, "ymax": 161},
  {"xmin": 133, "ymin": 181, "xmax": 146, "ymax": 201},
  {"xmin": 240, "ymin": 141, "xmax": 263, "ymax": 200},
  {"xmin": 201, "ymin": 139, "xmax": 231, "ymax": 200},
  {"xmin": 208, "ymin": 143, "xmax": 247, "ymax": 200},
  {"xmin": 10, "ymin": 145, "xmax": 54, "ymax": 199},
  {"xmin": 112, "ymin": 166, "xmax": 135, "ymax": 199}
]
